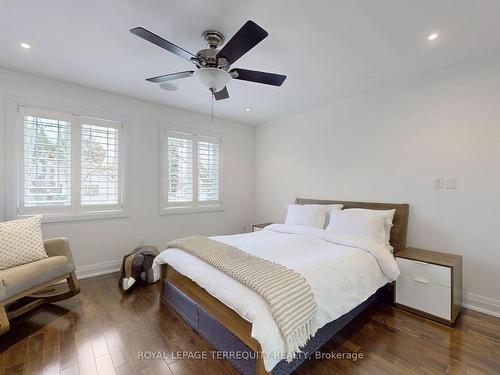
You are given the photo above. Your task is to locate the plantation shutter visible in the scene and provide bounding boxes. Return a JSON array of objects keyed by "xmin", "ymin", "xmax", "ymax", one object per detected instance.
[
  {"xmin": 22, "ymin": 112, "xmax": 72, "ymax": 210},
  {"xmin": 197, "ymin": 139, "xmax": 220, "ymax": 203},
  {"xmin": 80, "ymin": 118, "xmax": 121, "ymax": 207},
  {"xmin": 161, "ymin": 128, "xmax": 221, "ymax": 211},
  {"xmin": 166, "ymin": 134, "xmax": 193, "ymax": 203}
]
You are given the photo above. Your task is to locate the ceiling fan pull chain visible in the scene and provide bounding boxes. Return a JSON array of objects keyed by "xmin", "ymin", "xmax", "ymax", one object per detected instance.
[{"xmin": 211, "ymin": 90, "xmax": 214, "ymax": 122}]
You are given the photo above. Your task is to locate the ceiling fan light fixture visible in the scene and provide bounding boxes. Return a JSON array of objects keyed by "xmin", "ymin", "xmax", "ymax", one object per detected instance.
[{"xmin": 194, "ymin": 68, "xmax": 231, "ymax": 92}]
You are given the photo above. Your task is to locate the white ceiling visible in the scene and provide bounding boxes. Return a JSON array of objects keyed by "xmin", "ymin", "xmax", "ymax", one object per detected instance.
[{"xmin": 1, "ymin": 0, "xmax": 500, "ymax": 125}]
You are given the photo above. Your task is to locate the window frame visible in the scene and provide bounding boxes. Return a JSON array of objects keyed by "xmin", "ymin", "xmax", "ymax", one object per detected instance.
[
  {"xmin": 5, "ymin": 98, "xmax": 129, "ymax": 223},
  {"xmin": 159, "ymin": 124, "xmax": 223, "ymax": 215}
]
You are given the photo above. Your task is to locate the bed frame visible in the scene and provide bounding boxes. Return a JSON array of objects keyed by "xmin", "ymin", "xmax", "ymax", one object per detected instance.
[{"xmin": 160, "ymin": 199, "xmax": 409, "ymax": 375}]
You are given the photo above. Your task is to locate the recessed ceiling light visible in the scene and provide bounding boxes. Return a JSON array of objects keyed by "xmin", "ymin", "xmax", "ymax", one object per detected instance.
[
  {"xmin": 159, "ymin": 82, "xmax": 178, "ymax": 91},
  {"xmin": 20, "ymin": 42, "xmax": 31, "ymax": 49},
  {"xmin": 245, "ymin": 108, "xmax": 251, "ymax": 112},
  {"xmin": 427, "ymin": 33, "xmax": 439, "ymax": 41}
]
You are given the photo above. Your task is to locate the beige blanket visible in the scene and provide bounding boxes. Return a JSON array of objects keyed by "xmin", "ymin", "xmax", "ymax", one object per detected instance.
[{"xmin": 166, "ymin": 235, "xmax": 317, "ymax": 360}]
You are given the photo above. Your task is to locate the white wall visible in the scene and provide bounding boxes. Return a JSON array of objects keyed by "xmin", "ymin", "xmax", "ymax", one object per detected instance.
[
  {"xmin": 0, "ymin": 67, "xmax": 255, "ymax": 277},
  {"xmin": 2, "ymin": 53, "xmax": 500, "ymax": 316},
  {"xmin": 255, "ymin": 54, "xmax": 500, "ymax": 317}
]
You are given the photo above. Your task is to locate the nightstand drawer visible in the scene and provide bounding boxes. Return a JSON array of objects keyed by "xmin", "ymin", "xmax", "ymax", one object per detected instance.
[
  {"xmin": 395, "ymin": 275, "xmax": 451, "ymax": 320},
  {"xmin": 397, "ymin": 257, "xmax": 451, "ymax": 287}
]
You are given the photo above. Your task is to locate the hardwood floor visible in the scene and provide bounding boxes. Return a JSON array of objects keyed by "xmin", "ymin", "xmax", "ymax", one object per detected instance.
[{"xmin": 1, "ymin": 273, "xmax": 499, "ymax": 375}]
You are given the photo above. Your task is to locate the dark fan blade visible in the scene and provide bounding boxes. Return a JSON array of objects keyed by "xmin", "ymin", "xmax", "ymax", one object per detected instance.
[
  {"xmin": 230, "ymin": 68, "xmax": 286, "ymax": 86},
  {"xmin": 216, "ymin": 21, "xmax": 268, "ymax": 65},
  {"xmin": 130, "ymin": 27, "xmax": 195, "ymax": 61},
  {"xmin": 213, "ymin": 86, "xmax": 229, "ymax": 100},
  {"xmin": 146, "ymin": 71, "xmax": 194, "ymax": 83}
]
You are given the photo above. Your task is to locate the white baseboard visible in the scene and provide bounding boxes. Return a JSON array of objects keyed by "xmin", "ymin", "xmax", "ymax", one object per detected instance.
[
  {"xmin": 463, "ymin": 292, "xmax": 500, "ymax": 318},
  {"xmin": 75, "ymin": 259, "xmax": 122, "ymax": 279}
]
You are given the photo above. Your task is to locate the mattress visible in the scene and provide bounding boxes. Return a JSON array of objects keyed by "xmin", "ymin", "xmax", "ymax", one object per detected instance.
[{"xmin": 154, "ymin": 224, "xmax": 399, "ymax": 372}]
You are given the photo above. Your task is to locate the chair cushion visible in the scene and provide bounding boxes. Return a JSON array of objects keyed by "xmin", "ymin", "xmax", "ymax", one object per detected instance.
[
  {"xmin": 0, "ymin": 215, "xmax": 47, "ymax": 270},
  {"xmin": 0, "ymin": 256, "xmax": 74, "ymax": 301}
]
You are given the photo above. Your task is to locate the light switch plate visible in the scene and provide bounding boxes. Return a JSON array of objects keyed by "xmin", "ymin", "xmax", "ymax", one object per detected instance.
[
  {"xmin": 446, "ymin": 178, "xmax": 457, "ymax": 189},
  {"xmin": 434, "ymin": 177, "xmax": 444, "ymax": 189}
]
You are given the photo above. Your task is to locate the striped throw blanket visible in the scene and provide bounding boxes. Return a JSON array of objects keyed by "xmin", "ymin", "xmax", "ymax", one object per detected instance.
[{"xmin": 166, "ymin": 235, "xmax": 317, "ymax": 361}]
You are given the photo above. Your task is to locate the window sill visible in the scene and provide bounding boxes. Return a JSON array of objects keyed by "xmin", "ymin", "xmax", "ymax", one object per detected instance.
[
  {"xmin": 15, "ymin": 210, "xmax": 129, "ymax": 223},
  {"xmin": 160, "ymin": 205, "xmax": 224, "ymax": 215}
]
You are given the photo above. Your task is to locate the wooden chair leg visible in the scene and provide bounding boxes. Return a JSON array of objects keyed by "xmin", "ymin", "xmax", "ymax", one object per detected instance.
[
  {"xmin": 7, "ymin": 299, "xmax": 45, "ymax": 320},
  {"xmin": 0, "ymin": 304, "xmax": 10, "ymax": 335},
  {"xmin": 36, "ymin": 272, "xmax": 80, "ymax": 303},
  {"xmin": 67, "ymin": 272, "xmax": 80, "ymax": 294},
  {"xmin": 0, "ymin": 272, "xmax": 80, "ymax": 335}
]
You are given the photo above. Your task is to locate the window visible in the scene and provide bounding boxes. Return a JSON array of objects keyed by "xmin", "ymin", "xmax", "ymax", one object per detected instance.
[
  {"xmin": 18, "ymin": 107, "xmax": 125, "ymax": 220},
  {"xmin": 161, "ymin": 127, "xmax": 222, "ymax": 213},
  {"xmin": 197, "ymin": 140, "xmax": 219, "ymax": 202},
  {"xmin": 80, "ymin": 118, "xmax": 121, "ymax": 208},
  {"xmin": 23, "ymin": 114, "xmax": 72, "ymax": 209},
  {"xmin": 166, "ymin": 136, "xmax": 193, "ymax": 203}
]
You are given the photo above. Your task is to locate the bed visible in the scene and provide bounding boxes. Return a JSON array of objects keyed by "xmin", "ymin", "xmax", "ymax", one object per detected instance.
[{"xmin": 156, "ymin": 199, "xmax": 409, "ymax": 375}]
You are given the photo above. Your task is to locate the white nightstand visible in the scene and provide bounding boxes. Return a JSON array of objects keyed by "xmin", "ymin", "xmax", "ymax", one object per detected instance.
[
  {"xmin": 252, "ymin": 223, "xmax": 273, "ymax": 232},
  {"xmin": 394, "ymin": 248, "xmax": 462, "ymax": 325}
]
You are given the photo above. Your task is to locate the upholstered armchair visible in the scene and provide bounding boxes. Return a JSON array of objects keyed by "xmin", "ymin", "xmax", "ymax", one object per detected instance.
[{"xmin": 0, "ymin": 238, "xmax": 80, "ymax": 335}]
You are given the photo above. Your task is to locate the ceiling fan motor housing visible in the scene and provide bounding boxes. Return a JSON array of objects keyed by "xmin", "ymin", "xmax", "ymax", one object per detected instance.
[
  {"xmin": 196, "ymin": 49, "xmax": 229, "ymax": 69},
  {"xmin": 197, "ymin": 30, "xmax": 230, "ymax": 70}
]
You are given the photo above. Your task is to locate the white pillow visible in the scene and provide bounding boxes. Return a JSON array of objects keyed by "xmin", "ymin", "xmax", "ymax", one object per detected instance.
[
  {"xmin": 326, "ymin": 208, "xmax": 395, "ymax": 245},
  {"xmin": 285, "ymin": 204, "xmax": 343, "ymax": 229},
  {"xmin": 321, "ymin": 204, "xmax": 345, "ymax": 228},
  {"xmin": 0, "ymin": 215, "xmax": 47, "ymax": 270},
  {"xmin": 341, "ymin": 208, "xmax": 396, "ymax": 245}
]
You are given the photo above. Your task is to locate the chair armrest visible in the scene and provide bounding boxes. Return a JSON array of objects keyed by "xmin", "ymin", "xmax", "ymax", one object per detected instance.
[{"xmin": 43, "ymin": 238, "xmax": 75, "ymax": 270}]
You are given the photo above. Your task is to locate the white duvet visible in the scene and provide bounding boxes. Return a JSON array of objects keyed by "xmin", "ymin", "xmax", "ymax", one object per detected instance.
[{"xmin": 154, "ymin": 224, "xmax": 400, "ymax": 371}]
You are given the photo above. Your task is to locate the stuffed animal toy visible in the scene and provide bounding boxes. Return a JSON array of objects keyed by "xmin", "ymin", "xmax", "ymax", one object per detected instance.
[{"xmin": 119, "ymin": 246, "xmax": 160, "ymax": 291}]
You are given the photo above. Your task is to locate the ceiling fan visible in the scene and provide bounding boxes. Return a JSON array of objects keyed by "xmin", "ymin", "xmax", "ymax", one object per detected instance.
[{"xmin": 130, "ymin": 20, "xmax": 286, "ymax": 100}]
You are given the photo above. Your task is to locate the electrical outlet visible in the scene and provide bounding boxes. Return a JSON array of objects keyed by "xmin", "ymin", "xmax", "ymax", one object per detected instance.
[
  {"xmin": 446, "ymin": 178, "xmax": 457, "ymax": 189},
  {"xmin": 433, "ymin": 177, "xmax": 444, "ymax": 189}
]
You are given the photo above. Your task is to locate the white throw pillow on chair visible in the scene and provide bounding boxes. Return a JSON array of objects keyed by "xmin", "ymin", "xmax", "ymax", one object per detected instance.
[{"xmin": 0, "ymin": 215, "xmax": 48, "ymax": 270}]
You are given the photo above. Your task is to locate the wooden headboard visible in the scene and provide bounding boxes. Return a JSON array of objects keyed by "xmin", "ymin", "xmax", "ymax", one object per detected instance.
[{"xmin": 295, "ymin": 198, "xmax": 409, "ymax": 253}]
